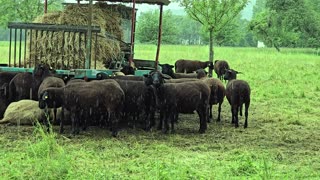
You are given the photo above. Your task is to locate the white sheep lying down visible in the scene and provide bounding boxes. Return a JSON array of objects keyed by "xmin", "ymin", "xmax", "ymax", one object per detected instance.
[{"xmin": 0, "ymin": 100, "xmax": 65, "ymax": 125}]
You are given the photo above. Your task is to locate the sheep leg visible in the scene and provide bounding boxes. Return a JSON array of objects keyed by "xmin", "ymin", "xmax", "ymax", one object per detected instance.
[
  {"xmin": 231, "ymin": 107, "xmax": 235, "ymax": 124},
  {"xmin": 149, "ymin": 110, "xmax": 155, "ymax": 128},
  {"xmin": 174, "ymin": 113, "xmax": 179, "ymax": 123},
  {"xmin": 71, "ymin": 112, "xmax": 76, "ymax": 135},
  {"xmin": 244, "ymin": 101, "xmax": 250, "ymax": 128},
  {"xmin": 232, "ymin": 106, "xmax": 239, "ymax": 128},
  {"xmin": 217, "ymin": 103, "xmax": 222, "ymax": 122},
  {"xmin": 240, "ymin": 104, "xmax": 243, "ymax": 116},
  {"xmin": 170, "ymin": 112, "xmax": 175, "ymax": 134},
  {"xmin": 208, "ymin": 104, "xmax": 213, "ymax": 123},
  {"xmin": 59, "ymin": 107, "xmax": 64, "ymax": 134},
  {"xmin": 53, "ymin": 107, "xmax": 57, "ymax": 126},
  {"xmin": 162, "ymin": 112, "xmax": 169, "ymax": 134},
  {"xmin": 75, "ymin": 113, "xmax": 80, "ymax": 134},
  {"xmin": 197, "ymin": 109, "xmax": 207, "ymax": 133},
  {"xmin": 157, "ymin": 111, "xmax": 164, "ymax": 130},
  {"xmin": 110, "ymin": 112, "xmax": 119, "ymax": 137}
]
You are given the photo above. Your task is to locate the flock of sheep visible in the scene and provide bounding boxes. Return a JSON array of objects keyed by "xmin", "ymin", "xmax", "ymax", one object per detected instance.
[{"xmin": 0, "ymin": 59, "xmax": 251, "ymax": 137}]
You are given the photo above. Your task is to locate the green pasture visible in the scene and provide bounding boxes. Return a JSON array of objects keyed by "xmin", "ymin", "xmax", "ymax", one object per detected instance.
[{"xmin": 0, "ymin": 42, "xmax": 320, "ymax": 179}]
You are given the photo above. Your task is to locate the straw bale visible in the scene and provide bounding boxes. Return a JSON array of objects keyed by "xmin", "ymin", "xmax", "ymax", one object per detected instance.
[
  {"xmin": 27, "ymin": 3, "xmax": 131, "ymax": 69},
  {"xmin": 0, "ymin": 100, "xmax": 62, "ymax": 125}
]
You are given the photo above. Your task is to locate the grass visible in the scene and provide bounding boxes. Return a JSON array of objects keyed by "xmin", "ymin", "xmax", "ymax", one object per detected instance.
[{"xmin": 1, "ymin": 42, "xmax": 320, "ymax": 179}]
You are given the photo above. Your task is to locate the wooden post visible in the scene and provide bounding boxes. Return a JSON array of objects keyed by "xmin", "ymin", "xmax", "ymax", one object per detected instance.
[
  {"xmin": 155, "ymin": 4, "xmax": 163, "ymax": 70},
  {"xmin": 129, "ymin": 0, "xmax": 136, "ymax": 66},
  {"xmin": 85, "ymin": 0, "xmax": 93, "ymax": 69}
]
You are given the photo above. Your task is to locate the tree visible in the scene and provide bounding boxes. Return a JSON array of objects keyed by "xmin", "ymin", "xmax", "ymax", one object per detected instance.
[
  {"xmin": 136, "ymin": 10, "xmax": 179, "ymax": 44},
  {"xmin": 175, "ymin": 0, "xmax": 249, "ymax": 77},
  {"xmin": 249, "ymin": 0, "xmax": 320, "ymax": 50},
  {"xmin": 0, "ymin": 0, "xmax": 63, "ymax": 27},
  {"xmin": 175, "ymin": 15, "xmax": 202, "ymax": 45}
]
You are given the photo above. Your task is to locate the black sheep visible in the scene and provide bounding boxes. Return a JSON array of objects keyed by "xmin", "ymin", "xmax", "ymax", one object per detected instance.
[
  {"xmin": 175, "ymin": 59, "xmax": 213, "ymax": 73},
  {"xmin": 0, "ymin": 72, "xmax": 20, "ymax": 118},
  {"xmin": 160, "ymin": 63, "xmax": 205, "ymax": 79},
  {"xmin": 9, "ymin": 63, "xmax": 52, "ymax": 102},
  {"xmin": 39, "ymin": 79, "xmax": 124, "ymax": 136},
  {"xmin": 38, "ymin": 76, "xmax": 66, "ymax": 131},
  {"xmin": 196, "ymin": 69, "xmax": 226, "ymax": 122},
  {"xmin": 224, "ymin": 69, "xmax": 251, "ymax": 128},
  {"xmin": 144, "ymin": 71, "xmax": 210, "ymax": 134},
  {"xmin": 114, "ymin": 79, "xmax": 156, "ymax": 130},
  {"xmin": 214, "ymin": 60, "xmax": 230, "ymax": 81}
]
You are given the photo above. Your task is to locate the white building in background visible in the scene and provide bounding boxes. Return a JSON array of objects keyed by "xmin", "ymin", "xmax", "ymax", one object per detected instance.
[{"xmin": 257, "ymin": 41, "xmax": 265, "ymax": 48}]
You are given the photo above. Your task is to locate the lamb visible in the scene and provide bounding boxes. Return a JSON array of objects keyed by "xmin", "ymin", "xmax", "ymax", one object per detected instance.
[
  {"xmin": 196, "ymin": 69, "xmax": 226, "ymax": 122},
  {"xmin": 174, "ymin": 59, "xmax": 213, "ymax": 73},
  {"xmin": 224, "ymin": 69, "xmax": 251, "ymax": 128},
  {"xmin": 144, "ymin": 71, "xmax": 210, "ymax": 134},
  {"xmin": 38, "ymin": 79, "xmax": 125, "ymax": 136},
  {"xmin": 214, "ymin": 60, "xmax": 230, "ymax": 80}
]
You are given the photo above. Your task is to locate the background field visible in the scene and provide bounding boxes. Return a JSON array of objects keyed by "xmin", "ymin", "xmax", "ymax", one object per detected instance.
[{"xmin": 0, "ymin": 43, "xmax": 320, "ymax": 179}]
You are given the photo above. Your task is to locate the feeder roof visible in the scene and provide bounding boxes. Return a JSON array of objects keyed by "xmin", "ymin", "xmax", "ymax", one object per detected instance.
[{"xmin": 79, "ymin": 0, "xmax": 170, "ymax": 5}]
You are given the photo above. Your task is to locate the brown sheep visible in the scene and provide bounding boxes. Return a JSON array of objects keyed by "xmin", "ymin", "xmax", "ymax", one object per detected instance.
[
  {"xmin": 39, "ymin": 79, "xmax": 125, "ymax": 136},
  {"xmin": 214, "ymin": 60, "xmax": 230, "ymax": 81},
  {"xmin": 224, "ymin": 69, "xmax": 251, "ymax": 128},
  {"xmin": 175, "ymin": 59, "xmax": 213, "ymax": 73}
]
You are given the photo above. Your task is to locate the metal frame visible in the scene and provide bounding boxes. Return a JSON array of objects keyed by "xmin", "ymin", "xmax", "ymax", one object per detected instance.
[{"xmin": 1, "ymin": 0, "xmax": 170, "ymax": 78}]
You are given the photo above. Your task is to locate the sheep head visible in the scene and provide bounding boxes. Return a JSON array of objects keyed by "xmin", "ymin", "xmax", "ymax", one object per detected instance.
[
  {"xmin": 143, "ymin": 70, "xmax": 171, "ymax": 88},
  {"xmin": 224, "ymin": 69, "xmax": 241, "ymax": 81},
  {"xmin": 159, "ymin": 64, "xmax": 175, "ymax": 78}
]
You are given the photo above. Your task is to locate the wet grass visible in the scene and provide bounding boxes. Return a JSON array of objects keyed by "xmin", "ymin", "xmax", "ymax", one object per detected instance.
[{"xmin": 0, "ymin": 44, "xmax": 320, "ymax": 179}]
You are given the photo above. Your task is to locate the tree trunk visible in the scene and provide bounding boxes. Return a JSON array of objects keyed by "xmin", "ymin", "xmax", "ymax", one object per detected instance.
[{"xmin": 209, "ymin": 28, "xmax": 214, "ymax": 77}]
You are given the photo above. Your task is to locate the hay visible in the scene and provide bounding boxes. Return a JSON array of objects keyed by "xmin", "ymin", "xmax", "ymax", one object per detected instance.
[
  {"xmin": 0, "ymin": 100, "xmax": 62, "ymax": 125},
  {"xmin": 28, "ymin": 3, "xmax": 132, "ymax": 69}
]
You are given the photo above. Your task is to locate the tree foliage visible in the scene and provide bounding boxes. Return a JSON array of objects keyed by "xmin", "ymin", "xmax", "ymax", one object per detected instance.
[
  {"xmin": 250, "ymin": 0, "xmax": 320, "ymax": 50},
  {"xmin": 0, "ymin": 0, "xmax": 63, "ymax": 27},
  {"xmin": 136, "ymin": 10, "xmax": 179, "ymax": 44},
  {"xmin": 175, "ymin": 0, "xmax": 249, "ymax": 76}
]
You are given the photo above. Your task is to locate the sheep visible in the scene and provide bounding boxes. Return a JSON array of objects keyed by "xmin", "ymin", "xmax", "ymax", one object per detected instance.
[
  {"xmin": 160, "ymin": 63, "xmax": 205, "ymax": 79},
  {"xmin": 175, "ymin": 59, "xmax": 213, "ymax": 73},
  {"xmin": 0, "ymin": 72, "xmax": 20, "ymax": 118},
  {"xmin": 8, "ymin": 63, "xmax": 52, "ymax": 102},
  {"xmin": 196, "ymin": 69, "xmax": 226, "ymax": 122},
  {"xmin": 38, "ymin": 79, "xmax": 125, "ymax": 136},
  {"xmin": 214, "ymin": 60, "xmax": 230, "ymax": 81},
  {"xmin": 120, "ymin": 65, "xmax": 135, "ymax": 75},
  {"xmin": 0, "ymin": 100, "xmax": 67, "ymax": 125},
  {"xmin": 224, "ymin": 69, "xmax": 251, "ymax": 128},
  {"xmin": 96, "ymin": 72, "xmax": 144, "ymax": 81},
  {"xmin": 114, "ymin": 79, "xmax": 156, "ymax": 130},
  {"xmin": 144, "ymin": 71, "xmax": 210, "ymax": 134},
  {"xmin": 38, "ymin": 76, "xmax": 66, "ymax": 131}
]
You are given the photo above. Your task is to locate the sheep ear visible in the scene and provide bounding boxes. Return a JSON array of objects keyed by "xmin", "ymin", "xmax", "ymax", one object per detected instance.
[{"xmin": 169, "ymin": 65, "xmax": 174, "ymax": 68}]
